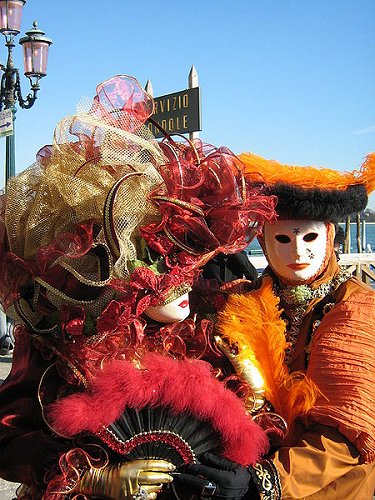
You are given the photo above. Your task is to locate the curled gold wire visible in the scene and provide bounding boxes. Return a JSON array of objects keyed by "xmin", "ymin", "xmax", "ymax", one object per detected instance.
[{"xmin": 38, "ymin": 362, "xmax": 88, "ymax": 439}]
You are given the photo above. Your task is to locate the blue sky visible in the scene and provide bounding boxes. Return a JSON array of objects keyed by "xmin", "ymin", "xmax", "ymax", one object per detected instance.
[{"xmin": 2, "ymin": 0, "xmax": 375, "ymax": 208}]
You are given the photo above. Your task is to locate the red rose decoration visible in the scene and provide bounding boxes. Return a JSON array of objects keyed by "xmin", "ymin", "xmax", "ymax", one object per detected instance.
[
  {"xmin": 96, "ymin": 300, "xmax": 133, "ymax": 335},
  {"xmin": 61, "ymin": 305, "xmax": 86, "ymax": 337}
]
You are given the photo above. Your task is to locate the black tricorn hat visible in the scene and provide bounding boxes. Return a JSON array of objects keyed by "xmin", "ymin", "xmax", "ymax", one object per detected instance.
[{"xmin": 239, "ymin": 153, "xmax": 375, "ymax": 222}]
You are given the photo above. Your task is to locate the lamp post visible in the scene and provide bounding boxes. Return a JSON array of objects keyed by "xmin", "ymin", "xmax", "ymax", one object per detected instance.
[
  {"xmin": 0, "ymin": 0, "xmax": 52, "ymax": 184},
  {"xmin": 0, "ymin": 1, "xmax": 51, "ymax": 356}
]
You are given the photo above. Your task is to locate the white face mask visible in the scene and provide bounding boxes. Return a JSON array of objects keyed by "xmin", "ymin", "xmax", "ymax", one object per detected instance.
[
  {"xmin": 263, "ymin": 220, "xmax": 328, "ymax": 284},
  {"xmin": 144, "ymin": 292, "xmax": 190, "ymax": 323}
]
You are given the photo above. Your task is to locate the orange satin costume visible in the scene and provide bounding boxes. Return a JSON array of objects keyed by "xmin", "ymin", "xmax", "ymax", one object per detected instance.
[
  {"xmin": 246, "ymin": 268, "xmax": 375, "ymax": 499},
  {"xmin": 235, "ymin": 150, "xmax": 375, "ymax": 499}
]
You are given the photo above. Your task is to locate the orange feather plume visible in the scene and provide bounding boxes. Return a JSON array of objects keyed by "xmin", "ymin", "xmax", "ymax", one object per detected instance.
[
  {"xmin": 218, "ymin": 277, "xmax": 321, "ymax": 425},
  {"xmin": 360, "ymin": 153, "xmax": 375, "ymax": 194},
  {"xmin": 239, "ymin": 152, "xmax": 375, "ymax": 194}
]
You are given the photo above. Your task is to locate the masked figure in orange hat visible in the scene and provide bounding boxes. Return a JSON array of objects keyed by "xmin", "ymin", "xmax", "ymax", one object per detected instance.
[{"xmin": 206, "ymin": 153, "xmax": 375, "ymax": 499}]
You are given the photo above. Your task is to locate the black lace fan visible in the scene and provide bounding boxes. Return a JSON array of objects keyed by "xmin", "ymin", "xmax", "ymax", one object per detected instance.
[{"xmin": 99, "ymin": 406, "xmax": 221, "ymax": 467}]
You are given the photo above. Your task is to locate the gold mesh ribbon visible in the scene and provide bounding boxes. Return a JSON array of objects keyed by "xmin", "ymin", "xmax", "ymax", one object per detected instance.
[
  {"xmin": 5, "ymin": 92, "xmax": 166, "ymax": 283},
  {"xmin": 3, "ymin": 78, "xmax": 170, "ymax": 326}
]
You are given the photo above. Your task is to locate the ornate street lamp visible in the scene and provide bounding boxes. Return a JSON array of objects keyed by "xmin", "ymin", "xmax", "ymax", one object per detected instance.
[
  {"xmin": 0, "ymin": 0, "xmax": 52, "ymax": 182},
  {"xmin": 0, "ymin": 0, "xmax": 25, "ymax": 35},
  {"xmin": 0, "ymin": 0, "xmax": 51, "ymax": 356}
]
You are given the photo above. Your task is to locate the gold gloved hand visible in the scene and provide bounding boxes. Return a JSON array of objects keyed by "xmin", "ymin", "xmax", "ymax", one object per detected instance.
[
  {"xmin": 78, "ymin": 459, "xmax": 175, "ymax": 499},
  {"xmin": 215, "ymin": 335, "xmax": 266, "ymax": 412}
]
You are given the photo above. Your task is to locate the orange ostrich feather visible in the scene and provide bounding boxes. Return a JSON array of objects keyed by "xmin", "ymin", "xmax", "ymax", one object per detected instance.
[
  {"xmin": 218, "ymin": 277, "xmax": 320, "ymax": 425},
  {"xmin": 360, "ymin": 153, "xmax": 375, "ymax": 194},
  {"xmin": 239, "ymin": 152, "xmax": 375, "ymax": 194}
]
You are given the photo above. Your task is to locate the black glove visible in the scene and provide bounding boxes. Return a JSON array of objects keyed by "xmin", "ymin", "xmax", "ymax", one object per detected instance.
[{"xmin": 172, "ymin": 452, "xmax": 252, "ymax": 499}]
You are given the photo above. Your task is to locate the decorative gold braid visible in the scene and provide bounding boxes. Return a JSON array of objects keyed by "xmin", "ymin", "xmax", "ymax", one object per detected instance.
[
  {"xmin": 14, "ymin": 298, "xmax": 58, "ymax": 335},
  {"xmin": 151, "ymin": 195, "xmax": 205, "ymax": 216},
  {"xmin": 57, "ymin": 243, "xmax": 113, "ymax": 287},
  {"xmin": 253, "ymin": 463, "xmax": 274, "ymax": 493},
  {"xmin": 34, "ymin": 277, "xmax": 100, "ymax": 306},
  {"xmin": 103, "ymin": 172, "xmax": 156, "ymax": 259},
  {"xmin": 32, "ymin": 281, "xmax": 41, "ymax": 311},
  {"xmin": 248, "ymin": 460, "xmax": 282, "ymax": 499},
  {"xmin": 164, "ymin": 227, "xmax": 202, "ymax": 256},
  {"xmin": 103, "ymin": 177, "xmax": 124, "ymax": 259},
  {"xmin": 58, "ymin": 260, "xmax": 110, "ymax": 287}
]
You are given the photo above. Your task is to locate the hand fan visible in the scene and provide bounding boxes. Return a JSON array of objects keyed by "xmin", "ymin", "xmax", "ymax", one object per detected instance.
[{"xmin": 48, "ymin": 353, "xmax": 268, "ymax": 467}]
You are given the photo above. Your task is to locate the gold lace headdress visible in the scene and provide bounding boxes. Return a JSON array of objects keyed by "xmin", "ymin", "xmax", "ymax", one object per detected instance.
[
  {"xmin": 6, "ymin": 76, "xmax": 165, "ymax": 265},
  {"xmin": 0, "ymin": 75, "xmax": 276, "ymax": 336}
]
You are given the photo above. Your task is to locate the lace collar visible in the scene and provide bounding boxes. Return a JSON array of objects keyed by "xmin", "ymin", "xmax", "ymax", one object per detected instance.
[
  {"xmin": 278, "ymin": 267, "xmax": 352, "ymax": 308},
  {"xmin": 273, "ymin": 267, "xmax": 352, "ymax": 367}
]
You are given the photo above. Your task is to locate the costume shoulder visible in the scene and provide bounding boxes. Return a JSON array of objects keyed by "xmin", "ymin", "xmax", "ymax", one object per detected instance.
[{"xmin": 307, "ymin": 279, "xmax": 375, "ymax": 462}]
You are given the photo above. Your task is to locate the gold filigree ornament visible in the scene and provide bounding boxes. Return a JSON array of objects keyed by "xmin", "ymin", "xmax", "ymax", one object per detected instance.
[{"xmin": 162, "ymin": 284, "xmax": 193, "ymax": 305}]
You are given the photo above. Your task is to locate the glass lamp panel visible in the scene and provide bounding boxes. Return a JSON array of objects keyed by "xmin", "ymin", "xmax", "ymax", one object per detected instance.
[
  {"xmin": 22, "ymin": 40, "xmax": 50, "ymax": 76},
  {"xmin": 0, "ymin": 0, "xmax": 25, "ymax": 34}
]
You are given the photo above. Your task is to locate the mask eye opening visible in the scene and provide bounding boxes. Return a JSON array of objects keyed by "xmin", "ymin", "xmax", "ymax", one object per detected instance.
[
  {"xmin": 275, "ymin": 234, "xmax": 291, "ymax": 244},
  {"xmin": 303, "ymin": 232, "xmax": 318, "ymax": 242}
]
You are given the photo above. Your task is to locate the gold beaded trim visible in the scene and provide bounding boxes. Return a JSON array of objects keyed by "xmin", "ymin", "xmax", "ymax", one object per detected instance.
[
  {"xmin": 57, "ymin": 243, "xmax": 113, "ymax": 287},
  {"xmin": 161, "ymin": 284, "xmax": 192, "ymax": 305},
  {"xmin": 34, "ymin": 277, "xmax": 99, "ymax": 306},
  {"xmin": 103, "ymin": 177, "xmax": 124, "ymax": 259},
  {"xmin": 151, "ymin": 195, "xmax": 205, "ymax": 216},
  {"xmin": 14, "ymin": 298, "xmax": 58, "ymax": 335},
  {"xmin": 164, "ymin": 227, "xmax": 202, "ymax": 256}
]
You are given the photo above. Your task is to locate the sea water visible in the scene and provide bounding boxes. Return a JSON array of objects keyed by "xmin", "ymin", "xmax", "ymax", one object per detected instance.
[{"xmin": 247, "ymin": 222, "xmax": 375, "ymax": 255}]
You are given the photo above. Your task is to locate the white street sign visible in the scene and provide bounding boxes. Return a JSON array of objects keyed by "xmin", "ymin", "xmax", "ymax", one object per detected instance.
[{"xmin": 0, "ymin": 109, "xmax": 13, "ymax": 138}]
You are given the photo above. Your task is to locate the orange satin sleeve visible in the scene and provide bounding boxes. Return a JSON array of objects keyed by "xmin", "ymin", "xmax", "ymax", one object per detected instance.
[
  {"xmin": 273, "ymin": 424, "xmax": 375, "ymax": 499},
  {"xmin": 306, "ymin": 281, "xmax": 375, "ymax": 462}
]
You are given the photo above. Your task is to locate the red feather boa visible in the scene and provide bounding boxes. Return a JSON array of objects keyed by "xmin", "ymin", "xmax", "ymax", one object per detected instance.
[{"xmin": 48, "ymin": 353, "xmax": 268, "ymax": 466}]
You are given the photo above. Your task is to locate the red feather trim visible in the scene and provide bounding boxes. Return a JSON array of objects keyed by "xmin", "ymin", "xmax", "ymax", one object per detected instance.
[{"xmin": 48, "ymin": 353, "xmax": 268, "ymax": 466}]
